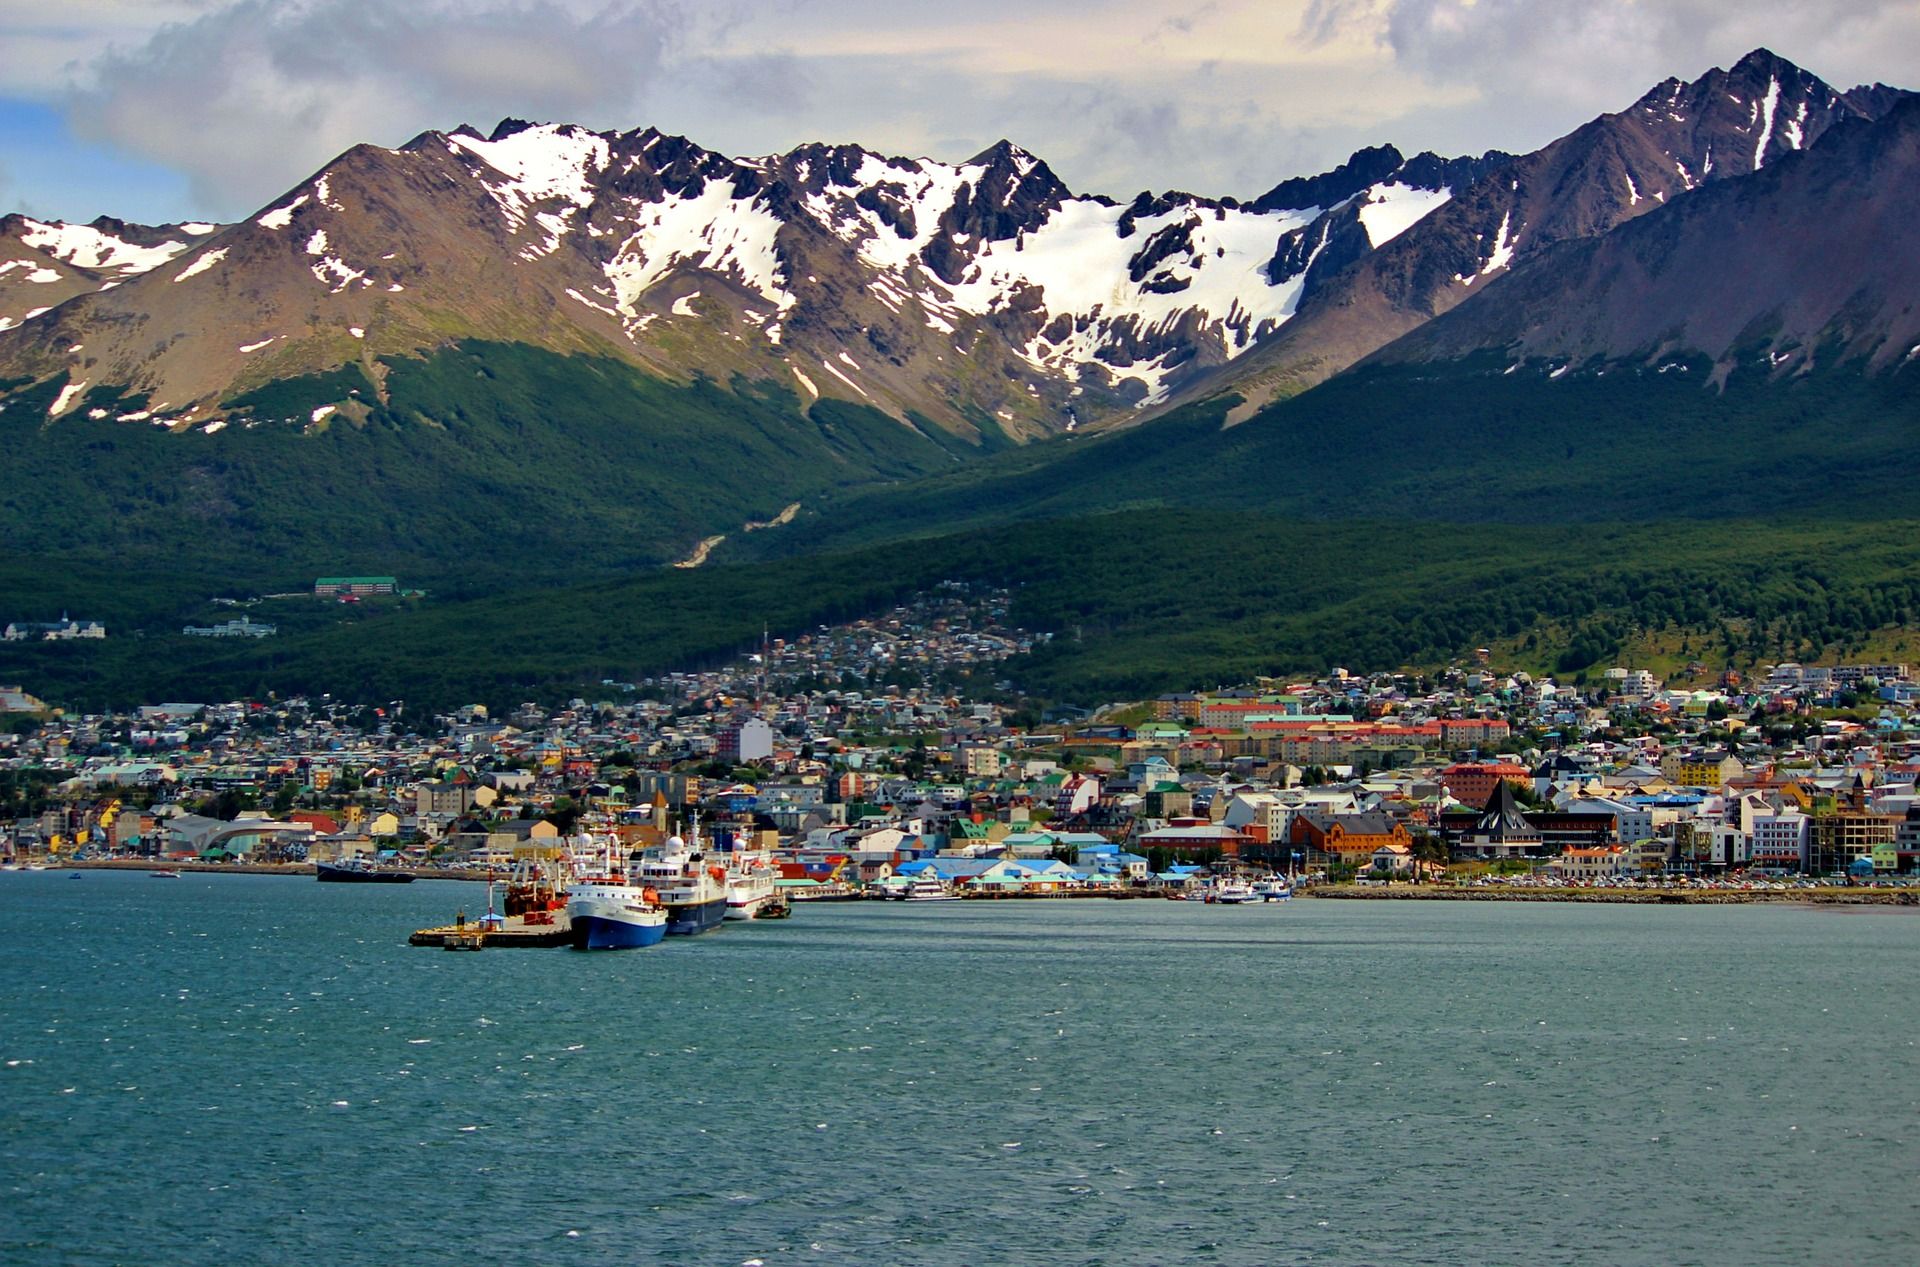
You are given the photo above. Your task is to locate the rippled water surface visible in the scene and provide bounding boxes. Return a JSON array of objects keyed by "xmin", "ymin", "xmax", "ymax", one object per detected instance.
[{"xmin": 2, "ymin": 872, "xmax": 1916, "ymax": 1266}]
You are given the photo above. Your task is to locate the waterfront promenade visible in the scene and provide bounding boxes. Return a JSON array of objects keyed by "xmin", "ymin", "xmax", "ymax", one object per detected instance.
[{"xmin": 47, "ymin": 859, "xmax": 1920, "ymax": 905}]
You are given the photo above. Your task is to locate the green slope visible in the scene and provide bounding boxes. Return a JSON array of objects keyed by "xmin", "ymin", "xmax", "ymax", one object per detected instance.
[
  {"xmin": 740, "ymin": 356, "xmax": 1920, "ymax": 560},
  {"xmin": 9, "ymin": 511, "xmax": 1920, "ymax": 712},
  {"xmin": 7, "ymin": 334, "xmax": 1919, "ymax": 712},
  {"xmin": 0, "ymin": 340, "xmax": 970, "ymax": 600}
]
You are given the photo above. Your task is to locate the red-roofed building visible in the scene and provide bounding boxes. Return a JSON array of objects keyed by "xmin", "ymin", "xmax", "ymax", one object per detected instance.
[{"xmin": 1440, "ymin": 762, "xmax": 1531, "ymax": 809}]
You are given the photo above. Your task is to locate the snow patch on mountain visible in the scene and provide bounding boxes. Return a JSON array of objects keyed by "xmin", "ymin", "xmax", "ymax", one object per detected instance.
[
  {"xmin": 565, "ymin": 287, "xmax": 619, "ymax": 318},
  {"xmin": 258, "ymin": 195, "xmax": 308, "ymax": 230},
  {"xmin": 602, "ymin": 182, "xmax": 793, "ymax": 321},
  {"xmin": 1356, "ymin": 183, "xmax": 1452, "ymax": 248},
  {"xmin": 448, "ymin": 124, "xmax": 610, "ymax": 236},
  {"xmin": 17, "ymin": 219, "xmax": 189, "ymax": 275},
  {"xmin": 936, "ymin": 197, "xmax": 1318, "ymax": 397},
  {"xmin": 1753, "ymin": 77, "xmax": 1782, "ymax": 167},
  {"xmin": 1783, "ymin": 100, "xmax": 1808, "ymax": 150},
  {"xmin": 49, "ymin": 380, "xmax": 87, "ymax": 416},
  {"xmin": 172, "ymin": 247, "xmax": 228, "ymax": 283},
  {"xmin": 819, "ymin": 358, "xmax": 869, "ymax": 398},
  {"xmin": 0, "ymin": 260, "xmax": 61, "ymax": 283},
  {"xmin": 803, "ymin": 153, "xmax": 970, "ymax": 273},
  {"xmin": 1482, "ymin": 210, "xmax": 1518, "ymax": 274},
  {"xmin": 303, "ymin": 228, "xmax": 370, "ymax": 293}
]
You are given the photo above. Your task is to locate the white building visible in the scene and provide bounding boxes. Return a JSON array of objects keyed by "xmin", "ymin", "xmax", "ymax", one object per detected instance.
[
  {"xmin": 1565, "ymin": 796, "xmax": 1652, "ymax": 844},
  {"xmin": 720, "ymin": 717, "xmax": 774, "ymax": 764},
  {"xmin": 1749, "ymin": 810, "xmax": 1811, "ymax": 871},
  {"xmin": 1606, "ymin": 667, "xmax": 1660, "ymax": 699}
]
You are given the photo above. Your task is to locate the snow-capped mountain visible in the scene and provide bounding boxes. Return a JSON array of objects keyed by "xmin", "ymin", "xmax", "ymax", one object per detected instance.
[
  {"xmin": 0, "ymin": 48, "xmax": 1906, "ymax": 444},
  {"xmin": 1195, "ymin": 48, "xmax": 1911, "ymax": 419},
  {"xmin": 1370, "ymin": 94, "xmax": 1920, "ymax": 380},
  {"xmin": 0, "ymin": 215, "xmax": 217, "ymax": 330},
  {"xmin": 0, "ymin": 119, "xmax": 1498, "ymax": 436}
]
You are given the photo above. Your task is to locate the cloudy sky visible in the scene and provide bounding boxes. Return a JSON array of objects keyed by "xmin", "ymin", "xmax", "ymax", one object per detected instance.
[{"xmin": 2, "ymin": 0, "xmax": 1914, "ymax": 223}]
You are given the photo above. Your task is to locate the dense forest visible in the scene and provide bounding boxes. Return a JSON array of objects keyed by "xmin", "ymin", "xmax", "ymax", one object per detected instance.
[
  {"xmin": 0, "ymin": 340, "xmax": 974, "ymax": 603},
  {"xmin": 7, "ymin": 511, "xmax": 1920, "ymax": 713},
  {"xmin": 4, "ymin": 338, "xmax": 1916, "ymax": 712},
  {"xmin": 739, "ymin": 355, "xmax": 1920, "ymax": 560}
]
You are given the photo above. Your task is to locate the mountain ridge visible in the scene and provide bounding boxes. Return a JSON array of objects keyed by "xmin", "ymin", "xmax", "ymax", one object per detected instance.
[
  {"xmin": 0, "ymin": 117, "xmax": 1525, "ymax": 437},
  {"xmin": 1184, "ymin": 47, "xmax": 1913, "ymax": 422}
]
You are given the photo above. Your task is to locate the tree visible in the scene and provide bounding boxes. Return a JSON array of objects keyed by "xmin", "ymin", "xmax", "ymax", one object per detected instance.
[
  {"xmin": 1410, "ymin": 834, "xmax": 1450, "ymax": 884},
  {"xmin": 544, "ymin": 796, "xmax": 580, "ymax": 834}
]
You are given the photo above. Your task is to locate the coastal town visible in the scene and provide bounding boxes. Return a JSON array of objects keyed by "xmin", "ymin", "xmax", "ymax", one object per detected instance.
[{"xmin": 4, "ymin": 583, "xmax": 1920, "ymax": 898}]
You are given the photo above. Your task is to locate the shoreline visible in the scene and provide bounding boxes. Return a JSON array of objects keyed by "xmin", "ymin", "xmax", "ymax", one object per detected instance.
[
  {"xmin": 31, "ymin": 862, "xmax": 1920, "ymax": 905},
  {"xmin": 54, "ymin": 859, "xmax": 495, "ymax": 882},
  {"xmin": 1301, "ymin": 883, "xmax": 1920, "ymax": 905}
]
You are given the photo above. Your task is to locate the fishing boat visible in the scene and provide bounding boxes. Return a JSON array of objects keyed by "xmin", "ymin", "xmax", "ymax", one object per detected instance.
[
  {"xmin": 315, "ymin": 858, "xmax": 414, "ymax": 884},
  {"xmin": 632, "ymin": 814, "xmax": 728, "ymax": 935},
  {"xmin": 504, "ymin": 846, "xmax": 573, "ymax": 919},
  {"xmin": 1252, "ymin": 878, "xmax": 1293, "ymax": 901}
]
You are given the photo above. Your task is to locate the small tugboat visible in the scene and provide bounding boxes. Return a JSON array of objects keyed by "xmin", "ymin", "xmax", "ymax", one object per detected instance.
[{"xmin": 316, "ymin": 858, "xmax": 415, "ymax": 883}]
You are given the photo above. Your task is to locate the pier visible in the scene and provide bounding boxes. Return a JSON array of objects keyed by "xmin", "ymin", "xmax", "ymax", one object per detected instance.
[{"xmin": 409, "ymin": 911, "xmax": 575, "ymax": 948}]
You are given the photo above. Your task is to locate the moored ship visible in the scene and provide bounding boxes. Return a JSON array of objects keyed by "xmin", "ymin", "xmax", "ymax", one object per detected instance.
[
  {"xmin": 718, "ymin": 830, "xmax": 778, "ymax": 920},
  {"xmin": 633, "ymin": 815, "xmax": 729, "ymax": 935},
  {"xmin": 316, "ymin": 858, "xmax": 415, "ymax": 883},
  {"xmin": 566, "ymin": 875, "xmax": 667, "ymax": 949},
  {"xmin": 898, "ymin": 872, "xmax": 960, "ymax": 902}
]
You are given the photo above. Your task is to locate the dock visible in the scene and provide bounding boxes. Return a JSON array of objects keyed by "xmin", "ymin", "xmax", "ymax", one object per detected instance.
[{"xmin": 410, "ymin": 911, "xmax": 574, "ymax": 948}]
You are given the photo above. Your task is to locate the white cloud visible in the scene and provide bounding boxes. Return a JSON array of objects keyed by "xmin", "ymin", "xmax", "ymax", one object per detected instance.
[
  {"xmin": 63, "ymin": 0, "xmax": 686, "ymax": 216},
  {"xmin": 18, "ymin": 0, "xmax": 1920, "ymax": 222},
  {"xmin": 1300, "ymin": 1, "xmax": 1920, "ymax": 154}
]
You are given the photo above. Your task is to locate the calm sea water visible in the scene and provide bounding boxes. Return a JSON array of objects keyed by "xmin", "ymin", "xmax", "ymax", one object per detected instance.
[{"xmin": 1, "ymin": 872, "xmax": 1915, "ymax": 1266}]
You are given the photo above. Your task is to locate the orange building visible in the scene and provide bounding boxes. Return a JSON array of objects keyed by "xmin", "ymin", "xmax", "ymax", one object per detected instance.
[{"xmin": 1289, "ymin": 811, "xmax": 1413, "ymax": 866}]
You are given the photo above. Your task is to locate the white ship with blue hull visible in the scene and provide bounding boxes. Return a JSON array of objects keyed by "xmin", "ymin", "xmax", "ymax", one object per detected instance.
[
  {"xmin": 566, "ymin": 836, "xmax": 667, "ymax": 950},
  {"xmin": 635, "ymin": 816, "xmax": 728, "ymax": 936},
  {"xmin": 568, "ymin": 879, "xmax": 668, "ymax": 949}
]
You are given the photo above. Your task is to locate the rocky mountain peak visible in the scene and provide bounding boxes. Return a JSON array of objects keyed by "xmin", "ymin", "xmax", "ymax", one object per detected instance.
[{"xmin": 1252, "ymin": 144, "xmax": 1405, "ymax": 213}]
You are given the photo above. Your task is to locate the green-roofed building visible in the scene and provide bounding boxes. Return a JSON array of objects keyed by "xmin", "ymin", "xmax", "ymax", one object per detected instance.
[{"xmin": 314, "ymin": 576, "xmax": 398, "ymax": 597}]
